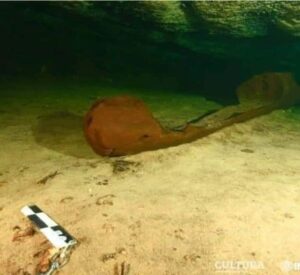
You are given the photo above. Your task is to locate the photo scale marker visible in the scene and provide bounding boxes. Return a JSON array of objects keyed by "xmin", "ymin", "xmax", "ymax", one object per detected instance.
[{"xmin": 21, "ymin": 204, "xmax": 77, "ymax": 248}]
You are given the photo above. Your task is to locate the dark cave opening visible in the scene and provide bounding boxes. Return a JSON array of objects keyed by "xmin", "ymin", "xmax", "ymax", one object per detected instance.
[{"xmin": 0, "ymin": 2, "xmax": 299, "ymax": 105}]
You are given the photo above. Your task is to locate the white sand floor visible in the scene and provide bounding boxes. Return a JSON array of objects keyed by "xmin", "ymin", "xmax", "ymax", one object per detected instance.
[{"xmin": 0, "ymin": 82, "xmax": 300, "ymax": 274}]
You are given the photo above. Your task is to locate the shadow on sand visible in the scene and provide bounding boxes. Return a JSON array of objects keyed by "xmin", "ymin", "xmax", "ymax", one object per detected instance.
[{"xmin": 32, "ymin": 111, "xmax": 98, "ymax": 159}]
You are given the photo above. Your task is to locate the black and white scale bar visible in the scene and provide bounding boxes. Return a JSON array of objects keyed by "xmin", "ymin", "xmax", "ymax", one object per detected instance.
[{"xmin": 21, "ymin": 205, "xmax": 76, "ymax": 248}]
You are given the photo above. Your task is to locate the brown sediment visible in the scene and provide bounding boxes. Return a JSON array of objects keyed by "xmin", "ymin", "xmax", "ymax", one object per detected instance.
[{"xmin": 84, "ymin": 72, "xmax": 300, "ymax": 156}]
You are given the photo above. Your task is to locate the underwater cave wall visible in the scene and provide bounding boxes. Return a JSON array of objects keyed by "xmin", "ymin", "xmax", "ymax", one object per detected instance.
[{"xmin": 1, "ymin": 1, "xmax": 300, "ymax": 102}]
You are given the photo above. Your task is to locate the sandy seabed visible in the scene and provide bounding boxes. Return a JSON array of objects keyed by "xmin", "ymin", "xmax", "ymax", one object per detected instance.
[{"xmin": 1, "ymin": 81, "xmax": 300, "ymax": 275}]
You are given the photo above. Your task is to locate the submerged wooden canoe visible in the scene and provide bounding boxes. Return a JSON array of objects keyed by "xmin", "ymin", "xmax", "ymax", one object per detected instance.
[{"xmin": 84, "ymin": 72, "xmax": 300, "ymax": 156}]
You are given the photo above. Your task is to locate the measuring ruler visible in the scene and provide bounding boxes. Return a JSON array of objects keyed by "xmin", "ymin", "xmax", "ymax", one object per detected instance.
[{"xmin": 21, "ymin": 204, "xmax": 77, "ymax": 274}]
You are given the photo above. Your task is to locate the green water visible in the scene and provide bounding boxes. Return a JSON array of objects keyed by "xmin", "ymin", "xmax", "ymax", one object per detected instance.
[
  {"xmin": 1, "ymin": 3, "xmax": 300, "ymax": 274},
  {"xmin": 1, "ymin": 1, "xmax": 300, "ymax": 159}
]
